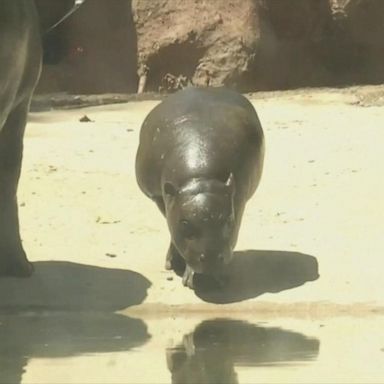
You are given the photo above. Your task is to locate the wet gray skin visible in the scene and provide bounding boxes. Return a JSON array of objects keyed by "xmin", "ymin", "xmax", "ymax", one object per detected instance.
[
  {"xmin": 164, "ymin": 175, "xmax": 236, "ymax": 287},
  {"xmin": 136, "ymin": 87, "xmax": 265, "ymax": 289},
  {"xmin": 0, "ymin": 1, "xmax": 42, "ymax": 277}
]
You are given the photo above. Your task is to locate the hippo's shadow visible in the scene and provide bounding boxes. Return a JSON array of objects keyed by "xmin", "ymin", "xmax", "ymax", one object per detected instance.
[
  {"xmin": 0, "ymin": 312, "xmax": 150, "ymax": 384},
  {"xmin": 0, "ymin": 261, "xmax": 151, "ymax": 312},
  {"xmin": 194, "ymin": 250, "xmax": 319, "ymax": 304}
]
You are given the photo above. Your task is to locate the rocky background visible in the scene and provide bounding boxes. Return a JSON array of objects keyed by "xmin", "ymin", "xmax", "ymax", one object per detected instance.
[{"xmin": 35, "ymin": 0, "xmax": 384, "ymax": 94}]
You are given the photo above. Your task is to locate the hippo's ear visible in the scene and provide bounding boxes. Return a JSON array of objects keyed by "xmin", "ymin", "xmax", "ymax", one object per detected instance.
[{"xmin": 164, "ymin": 182, "xmax": 177, "ymax": 197}]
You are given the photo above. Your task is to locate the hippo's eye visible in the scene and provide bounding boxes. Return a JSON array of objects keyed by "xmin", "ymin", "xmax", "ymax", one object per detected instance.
[{"xmin": 180, "ymin": 220, "xmax": 197, "ymax": 239}]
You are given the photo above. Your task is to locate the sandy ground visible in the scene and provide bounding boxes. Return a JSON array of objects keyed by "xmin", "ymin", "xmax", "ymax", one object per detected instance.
[
  {"xmin": 1, "ymin": 86, "xmax": 384, "ymax": 383},
  {"xmin": 1, "ymin": 86, "xmax": 383, "ymax": 314}
]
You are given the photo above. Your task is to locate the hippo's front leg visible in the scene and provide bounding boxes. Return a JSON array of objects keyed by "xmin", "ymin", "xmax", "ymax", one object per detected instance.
[
  {"xmin": 0, "ymin": 101, "xmax": 33, "ymax": 277},
  {"xmin": 165, "ymin": 243, "xmax": 174, "ymax": 270},
  {"xmin": 165, "ymin": 242, "xmax": 185, "ymax": 272},
  {"xmin": 182, "ymin": 265, "xmax": 195, "ymax": 289}
]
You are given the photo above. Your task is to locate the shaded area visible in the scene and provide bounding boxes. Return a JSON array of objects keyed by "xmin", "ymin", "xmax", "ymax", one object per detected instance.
[
  {"xmin": 247, "ymin": 0, "xmax": 333, "ymax": 91},
  {"xmin": 35, "ymin": 0, "xmax": 138, "ymax": 94},
  {"xmin": 325, "ymin": 0, "xmax": 384, "ymax": 85},
  {"xmin": 35, "ymin": 0, "xmax": 73, "ymax": 64},
  {"xmin": 0, "ymin": 261, "xmax": 151, "ymax": 312},
  {"xmin": 0, "ymin": 312, "xmax": 150, "ymax": 384},
  {"xmin": 194, "ymin": 250, "xmax": 319, "ymax": 304},
  {"xmin": 167, "ymin": 318, "xmax": 320, "ymax": 384}
]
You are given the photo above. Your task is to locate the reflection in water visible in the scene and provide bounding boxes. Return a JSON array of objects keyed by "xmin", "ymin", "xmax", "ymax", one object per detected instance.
[
  {"xmin": 167, "ymin": 319, "xmax": 320, "ymax": 384},
  {"xmin": 0, "ymin": 312, "xmax": 150, "ymax": 384}
]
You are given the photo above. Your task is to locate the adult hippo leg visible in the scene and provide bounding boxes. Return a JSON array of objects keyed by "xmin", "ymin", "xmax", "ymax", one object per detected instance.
[{"xmin": 0, "ymin": 99, "xmax": 32, "ymax": 276}]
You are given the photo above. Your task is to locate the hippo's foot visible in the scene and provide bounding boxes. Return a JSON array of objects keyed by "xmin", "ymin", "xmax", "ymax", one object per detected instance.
[
  {"xmin": 182, "ymin": 265, "xmax": 195, "ymax": 289},
  {"xmin": 165, "ymin": 243, "xmax": 186, "ymax": 275},
  {"xmin": 0, "ymin": 247, "xmax": 33, "ymax": 277}
]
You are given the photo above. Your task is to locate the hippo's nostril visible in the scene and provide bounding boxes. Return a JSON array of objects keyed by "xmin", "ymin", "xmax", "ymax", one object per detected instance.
[{"xmin": 217, "ymin": 254, "xmax": 224, "ymax": 262}]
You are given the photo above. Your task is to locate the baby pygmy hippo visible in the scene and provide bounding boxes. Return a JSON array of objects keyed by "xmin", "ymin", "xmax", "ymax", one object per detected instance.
[{"xmin": 136, "ymin": 87, "xmax": 264, "ymax": 289}]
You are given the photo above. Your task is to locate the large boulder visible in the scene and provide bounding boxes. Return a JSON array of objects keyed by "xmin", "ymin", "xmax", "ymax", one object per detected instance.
[{"xmin": 132, "ymin": 0, "xmax": 262, "ymax": 91}]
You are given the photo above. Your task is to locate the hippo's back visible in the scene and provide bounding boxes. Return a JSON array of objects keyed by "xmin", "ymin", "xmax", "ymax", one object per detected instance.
[
  {"xmin": 142, "ymin": 87, "xmax": 259, "ymax": 130},
  {"xmin": 136, "ymin": 87, "xmax": 264, "ymax": 199}
]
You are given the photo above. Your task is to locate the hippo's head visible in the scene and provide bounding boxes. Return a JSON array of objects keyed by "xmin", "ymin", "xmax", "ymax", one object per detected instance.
[{"xmin": 163, "ymin": 174, "xmax": 237, "ymax": 276}]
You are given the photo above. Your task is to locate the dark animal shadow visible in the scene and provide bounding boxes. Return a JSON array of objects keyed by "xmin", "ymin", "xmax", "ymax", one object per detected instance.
[
  {"xmin": 167, "ymin": 318, "xmax": 320, "ymax": 384},
  {"xmin": 0, "ymin": 311, "xmax": 150, "ymax": 384},
  {"xmin": 194, "ymin": 250, "xmax": 319, "ymax": 304},
  {"xmin": 0, "ymin": 261, "xmax": 151, "ymax": 312}
]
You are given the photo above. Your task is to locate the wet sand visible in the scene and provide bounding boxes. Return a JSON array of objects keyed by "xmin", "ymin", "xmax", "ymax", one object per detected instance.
[{"xmin": 1, "ymin": 86, "xmax": 383, "ymax": 383}]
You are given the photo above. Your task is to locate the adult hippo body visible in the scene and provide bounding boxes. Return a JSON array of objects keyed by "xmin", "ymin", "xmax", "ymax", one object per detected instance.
[
  {"xmin": 0, "ymin": 1, "xmax": 42, "ymax": 276},
  {"xmin": 136, "ymin": 87, "xmax": 265, "ymax": 288}
]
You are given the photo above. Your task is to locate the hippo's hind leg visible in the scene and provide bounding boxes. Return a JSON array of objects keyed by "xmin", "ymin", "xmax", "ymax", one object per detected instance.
[{"xmin": 0, "ymin": 100, "xmax": 33, "ymax": 277}]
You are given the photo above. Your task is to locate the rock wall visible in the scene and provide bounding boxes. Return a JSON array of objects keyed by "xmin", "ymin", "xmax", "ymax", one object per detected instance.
[
  {"xmin": 133, "ymin": 0, "xmax": 384, "ymax": 92},
  {"xmin": 36, "ymin": 0, "xmax": 384, "ymax": 94}
]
